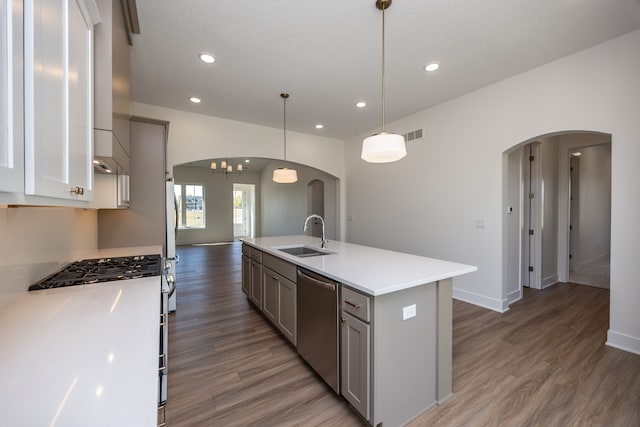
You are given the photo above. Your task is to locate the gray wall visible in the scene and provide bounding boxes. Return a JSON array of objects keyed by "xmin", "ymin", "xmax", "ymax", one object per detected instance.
[
  {"xmin": 260, "ymin": 160, "xmax": 338, "ymax": 239},
  {"xmin": 573, "ymin": 144, "xmax": 611, "ymax": 266},
  {"xmin": 173, "ymin": 165, "xmax": 261, "ymax": 244},
  {"xmin": 98, "ymin": 120, "xmax": 166, "ymax": 250}
]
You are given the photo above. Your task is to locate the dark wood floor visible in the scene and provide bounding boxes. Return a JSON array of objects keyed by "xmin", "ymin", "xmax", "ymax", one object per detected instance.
[{"xmin": 166, "ymin": 243, "xmax": 640, "ymax": 426}]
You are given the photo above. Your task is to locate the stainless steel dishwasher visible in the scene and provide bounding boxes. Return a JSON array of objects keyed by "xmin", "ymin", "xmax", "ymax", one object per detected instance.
[{"xmin": 296, "ymin": 268, "xmax": 340, "ymax": 393}]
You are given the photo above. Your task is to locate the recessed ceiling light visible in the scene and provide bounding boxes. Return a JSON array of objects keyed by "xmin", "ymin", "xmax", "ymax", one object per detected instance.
[
  {"xmin": 93, "ymin": 160, "xmax": 100, "ymax": 164},
  {"xmin": 199, "ymin": 52, "xmax": 215, "ymax": 63},
  {"xmin": 189, "ymin": 97, "xmax": 201, "ymax": 104},
  {"xmin": 572, "ymin": 152, "xmax": 582, "ymax": 157},
  {"xmin": 425, "ymin": 63, "xmax": 439, "ymax": 72},
  {"xmin": 245, "ymin": 159, "xmax": 250, "ymax": 163},
  {"xmin": 315, "ymin": 124, "xmax": 324, "ymax": 129},
  {"xmin": 355, "ymin": 101, "xmax": 366, "ymax": 108}
]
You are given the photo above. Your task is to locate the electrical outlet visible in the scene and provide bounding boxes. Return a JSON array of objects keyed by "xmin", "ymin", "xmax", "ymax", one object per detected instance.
[{"xmin": 403, "ymin": 304, "xmax": 416, "ymax": 320}]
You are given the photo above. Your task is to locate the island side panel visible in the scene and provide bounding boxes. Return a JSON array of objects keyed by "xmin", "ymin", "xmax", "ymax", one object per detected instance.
[
  {"xmin": 372, "ymin": 282, "xmax": 438, "ymax": 427},
  {"xmin": 437, "ymin": 278, "xmax": 453, "ymax": 402}
]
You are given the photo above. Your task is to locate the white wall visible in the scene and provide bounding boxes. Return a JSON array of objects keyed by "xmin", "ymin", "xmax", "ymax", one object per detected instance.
[
  {"xmin": 130, "ymin": 102, "xmax": 347, "ymax": 240},
  {"xmin": 260, "ymin": 160, "xmax": 338, "ymax": 239},
  {"xmin": 0, "ymin": 207, "xmax": 97, "ymax": 308},
  {"xmin": 344, "ymin": 29, "xmax": 640, "ymax": 355},
  {"xmin": 574, "ymin": 144, "xmax": 612, "ymax": 266},
  {"xmin": 173, "ymin": 165, "xmax": 262, "ymax": 244}
]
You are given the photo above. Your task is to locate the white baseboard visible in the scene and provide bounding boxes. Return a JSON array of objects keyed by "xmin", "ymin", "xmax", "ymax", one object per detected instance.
[
  {"xmin": 606, "ymin": 330, "xmax": 640, "ymax": 356},
  {"xmin": 506, "ymin": 288, "xmax": 522, "ymax": 305},
  {"xmin": 542, "ymin": 273, "xmax": 559, "ymax": 289},
  {"xmin": 453, "ymin": 288, "xmax": 509, "ymax": 313}
]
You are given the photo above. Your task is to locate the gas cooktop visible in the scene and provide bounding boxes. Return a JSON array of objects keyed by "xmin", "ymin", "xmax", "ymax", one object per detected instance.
[{"xmin": 29, "ymin": 254, "xmax": 162, "ymax": 291}]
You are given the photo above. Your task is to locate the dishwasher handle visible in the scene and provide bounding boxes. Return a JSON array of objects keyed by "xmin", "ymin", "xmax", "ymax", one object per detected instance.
[{"xmin": 297, "ymin": 270, "xmax": 336, "ymax": 292}]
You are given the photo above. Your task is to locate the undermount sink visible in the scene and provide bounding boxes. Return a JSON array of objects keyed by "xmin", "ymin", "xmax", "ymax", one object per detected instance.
[{"xmin": 275, "ymin": 245, "xmax": 335, "ymax": 258}]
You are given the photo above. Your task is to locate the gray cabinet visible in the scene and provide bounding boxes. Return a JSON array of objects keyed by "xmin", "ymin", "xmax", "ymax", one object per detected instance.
[
  {"xmin": 341, "ymin": 287, "xmax": 371, "ymax": 421},
  {"xmin": 262, "ymin": 267, "xmax": 278, "ymax": 323},
  {"xmin": 241, "ymin": 254, "xmax": 251, "ymax": 296},
  {"xmin": 242, "ymin": 244, "xmax": 264, "ymax": 308},
  {"xmin": 250, "ymin": 257, "xmax": 262, "ymax": 308},
  {"xmin": 242, "ymin": 244, "xmax": 297, "ymax": 345},
  {"xmin": 249, "ymin": 248, "xmax": 262, "ymax": 310},
  {"xmin": 262, "ymin": 253, "xmax": 297, "ymax": 345},
  {"xmin": 277, "ymin": 274, "xmax": 296, "ymax": 344}
]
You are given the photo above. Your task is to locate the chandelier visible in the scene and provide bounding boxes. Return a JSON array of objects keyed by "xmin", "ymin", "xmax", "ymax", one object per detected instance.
[{"xmin": 210, "ymin": 160, "xmax": 243, "ymax": 177}]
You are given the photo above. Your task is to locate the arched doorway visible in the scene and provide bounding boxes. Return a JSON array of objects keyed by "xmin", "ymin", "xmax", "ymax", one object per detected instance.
[{"xmin": 503, "ymin": 131, "xmax": 611, "ymax": 305}]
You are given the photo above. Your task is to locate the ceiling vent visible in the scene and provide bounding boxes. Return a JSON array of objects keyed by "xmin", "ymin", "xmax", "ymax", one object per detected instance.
[{"xmin": 403, "ymin": 128, "xmax": 423, "ymax": 142}]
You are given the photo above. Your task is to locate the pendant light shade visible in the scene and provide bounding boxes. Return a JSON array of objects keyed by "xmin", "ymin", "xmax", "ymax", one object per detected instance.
[
  {"xmin": 273, "ymin": 93, "xmax": 298, "ymax": 183},
  {"xmin": 272, "ymin": 167, "xmax": 298, "ymax": 183},
  {"xmin": 361, "ymin": 0, "xmax": 407, "ymax": 163},
  {"xmin": 362, "ymin": 132, "xmax": 406, "ymax": 163}
]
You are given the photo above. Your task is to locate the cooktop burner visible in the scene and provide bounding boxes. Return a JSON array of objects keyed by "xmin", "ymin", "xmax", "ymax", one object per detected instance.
[{"xmin": 29, "ymin": 254, "xmax": 162, "ymax": 291}]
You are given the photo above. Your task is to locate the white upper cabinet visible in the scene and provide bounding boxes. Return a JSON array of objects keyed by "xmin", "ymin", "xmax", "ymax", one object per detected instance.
[
  {"xmin": 0, "ymin": 0, "xmax": 24, "ymax": 193},
  {"xmin": 24, "ymin": 0, "xmax": 98, "ymax": 201}
]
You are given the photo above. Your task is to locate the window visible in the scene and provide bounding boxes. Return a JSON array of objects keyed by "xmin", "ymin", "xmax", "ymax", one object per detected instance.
[{"xmin": 174, "ymin": 183, "xmax": 205, "ymax": 228}]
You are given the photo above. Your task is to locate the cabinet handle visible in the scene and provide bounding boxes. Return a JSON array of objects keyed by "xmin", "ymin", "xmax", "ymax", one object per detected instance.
[
  {"xmin": 70, "ymin": 186, "xmax": 84, "ymax": 195},
  {"xmin": 272, "ymin": 275, "xmax": 278, "ymax": 280},
  {"xmin": 341, "ymin": 317, "xmax": 346, "ymax": 323},
  {"xmin": 344, "ymin": 299, "xmax": 361, "ymax": 309}
]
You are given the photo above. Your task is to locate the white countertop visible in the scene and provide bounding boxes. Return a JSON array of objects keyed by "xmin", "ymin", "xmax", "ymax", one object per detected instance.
[
  {"xmin": 242, "ymin": 236, "xmax": 477, "ymax": 296},
  {"xmin": 0, "ymin": 247, "xmax": 162, "ymax": 427}
]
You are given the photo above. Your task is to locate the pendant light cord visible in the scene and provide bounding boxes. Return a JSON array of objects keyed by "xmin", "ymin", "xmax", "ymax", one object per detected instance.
[
  {"xmin": 381, "ymin": 5, "xmax": 386, "ymax": 133},
  {"xmin": 281, "ymin": 93, "xmax": 288, "ymax": 166}
]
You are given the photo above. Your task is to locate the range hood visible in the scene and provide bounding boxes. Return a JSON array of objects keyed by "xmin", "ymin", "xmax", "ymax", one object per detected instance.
[
  {"xmin": 94, "ymin": 0, "xmax": 139, "ymax": 175},
  {"xmin": 94, "ymin": 128, "xmax": 130, "ymax": 174}
]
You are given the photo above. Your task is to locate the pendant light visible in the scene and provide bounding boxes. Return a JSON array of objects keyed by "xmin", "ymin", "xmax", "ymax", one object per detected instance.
[
  {"xmin": 273, "ymin": 93, "xmax": 298, "ymax": 183},
  {"xmin": 361, "ymin": 0, "xmax": 407, "ymax": 163}
]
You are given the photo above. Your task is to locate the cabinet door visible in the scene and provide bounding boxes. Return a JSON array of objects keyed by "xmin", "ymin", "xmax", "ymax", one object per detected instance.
[
  {"xmin": 0, "ymin": 0, "xmax": 24, "ymax": 192},
  {"xmin": 250, "ymin": 260, "xmax": 262, "ymax": 308},
  {"xmin": 24, "ymin": 0, "xmax": 93, "ymax": 200},
  {"xmin": 341, "ymin": 312, "xmax": 370, "ymax": 421},
  {"xmin": 67, "ymin": 0, "xmax": 93, "ymax": 197},
  {"xmin": 277, "ymin": 275, "xmax": 296, "ymax": 344},
  {"xmin": 262, "ymin": 267, "xmax": 278, "ymax": 323},
  {"xmin": 241, "ymin": 255, "xmax": 250, "ymax": 296}
]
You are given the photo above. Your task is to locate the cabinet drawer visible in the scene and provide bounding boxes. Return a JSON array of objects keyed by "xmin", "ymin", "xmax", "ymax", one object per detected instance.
[
  {"xmin": 341, "ymin": 286, "xmax": 371, "ymax": 322},
  {"xmin": 250, "ymin": 248, "xmax": 263, "ymax": 263},
  {"xmin": 263, "ymin": 253, "xmax": 296, "ymax": 283},
  {"xmin": 242, "ymin": 244, "xmax": 251, "ymax": 257}
]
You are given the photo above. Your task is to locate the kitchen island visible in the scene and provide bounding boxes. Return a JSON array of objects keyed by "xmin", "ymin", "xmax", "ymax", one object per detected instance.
[
  {"xmin": 0, "ymin": 246, "xmax": 163, "ymax": 427},
  {"xmin": 242, "ymin": 235, "xmax": 477, "ymax": 427}
]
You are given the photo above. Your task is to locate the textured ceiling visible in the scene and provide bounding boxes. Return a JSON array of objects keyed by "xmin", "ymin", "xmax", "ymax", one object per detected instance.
[{"xmin": 130, "ymin": 0, "xmax": 640, "ymax": 140}]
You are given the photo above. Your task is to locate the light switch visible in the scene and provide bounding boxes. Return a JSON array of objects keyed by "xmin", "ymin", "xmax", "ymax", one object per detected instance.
[{"xmin": 403, "ymin": 304, "xmax": 416, "ymax": 320}]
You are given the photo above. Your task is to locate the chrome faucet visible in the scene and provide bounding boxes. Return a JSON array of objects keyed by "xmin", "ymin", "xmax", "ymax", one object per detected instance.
[{"xmin": 304, "ymin": 214, "xmax": 328, "ymax": 248}]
